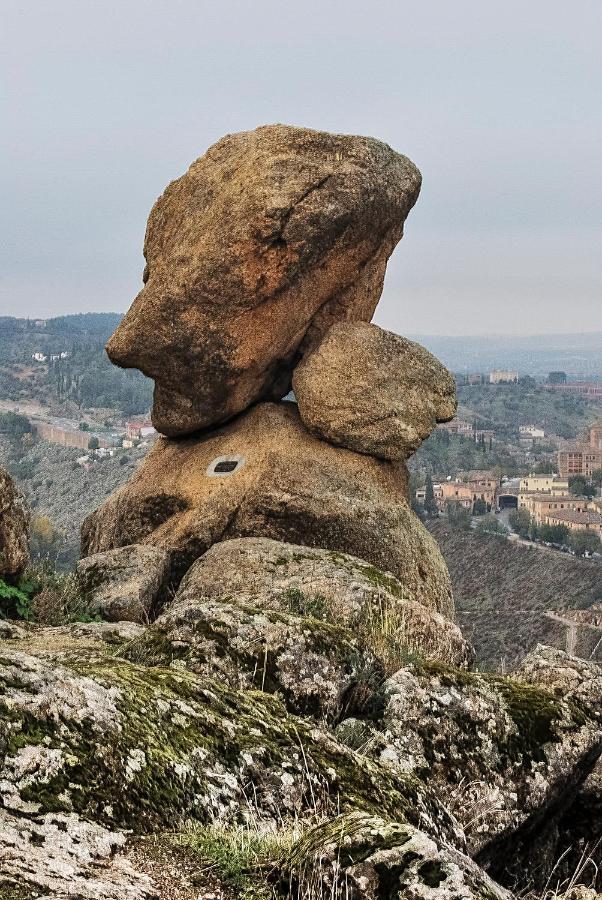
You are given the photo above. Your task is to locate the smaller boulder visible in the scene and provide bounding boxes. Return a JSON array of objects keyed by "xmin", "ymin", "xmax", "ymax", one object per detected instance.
[
  {"xmin": 77, "ymin": 544, "xmax": 170, "ymax": 623},
  {"xmin": 279, "ymin": 812, "xmax": 512, "ymax": 900},
  {"xmin": 0, "ymin": 466, "xmax": 29, "ymax": 582},
  {"xmin": 293, "ymin": 322, "xmax": 456, "ymax": 460}
]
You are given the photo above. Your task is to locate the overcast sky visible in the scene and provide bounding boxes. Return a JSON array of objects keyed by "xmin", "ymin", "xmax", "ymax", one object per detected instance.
[{"xmin": 2, "ymin": 0, "xmax": 600, "ymax": 335}]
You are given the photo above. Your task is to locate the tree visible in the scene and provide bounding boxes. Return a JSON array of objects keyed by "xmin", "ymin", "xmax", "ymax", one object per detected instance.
[
  {"xmin": 534, "ymin": 461, "xmax": 555, "ymax": 474},
  {"xmin": 424, "ymin": 474, "xmax": 438, "ymax": 518},
  {"xmin": 509, "ymin": 507, "xmax": 531, "ymax": 538},
  {"xmin": 475, "ymin": 515, "xmax": 508, "ymax": 537},
  {"xmin": 568, "ymin": 475, "xmax": 596, "ymax": 498},
  {"xmin": 473, "ymin": 498, "xmax": 488, "ymax": 516},
  {"xmin": 446, "ymin": 500, "xmax": 471, "ymax": 530},
  {"xmin": 0, "ymin": 411, "xmax": 31, "ymax": 436},
  {"xmin": 591, "ymin": 469, "xmax": 602, "ymax": 493},
  {"xmin": 88, "ymin": 436, "xmax": 100, "ymax": 450},
  {"xmin": 570, "ymin": 529, "xmax": 601, "ymax": 557},
  {"xmin": 79, "ymin": 422, "xmax": 90, "ymax": 431},
  {"xmin": 547, "ymin": 371, "xmax": 567, "ymax": 384},
  {"xmin": 539, "ymin": 523, "xmax": 570, "ymax": 546}
]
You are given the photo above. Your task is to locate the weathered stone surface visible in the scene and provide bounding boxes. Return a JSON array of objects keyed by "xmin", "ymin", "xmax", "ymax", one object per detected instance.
[
  {"xmin": 515, "ymin": 647, "xmax": 602, "ymax": 891},
  {"xmin": 293, "ymin": 322, "xmax": 457, "ymax": 459},
  {"xmin": 127, "ymin": 597, "xmax": 384, "ymax": 722},
  {"xmin": 0, "ymin": 465, "xmax": 29, "ymax": 582},
  {"xmin": 280, "ymin": 813, "xmax": 513, "ymax": 900},
  {"xmin": 77, "ymin": 544, "xmax": 171, "ymax": 623},
  {"xmin": 106, "ymin": 125, "xmax": 421, "ymax": 436},
  {"xmin": 151, "ymin": 537, "xmax": 470, "ymax": 666},
  {"xmin": 0, "ymin": 647, "xmax": 463, "ymax": 849},
  {"xmin": 335, "ymin": 658, "xmax": 601, "ymax": 870},
  {"xmin": 0, "ymin": 809, "xmax": 154, "ymax": 899},
  {"xmin": 81, "ymin": 403, "xmax": 453, "ymax": 615}
]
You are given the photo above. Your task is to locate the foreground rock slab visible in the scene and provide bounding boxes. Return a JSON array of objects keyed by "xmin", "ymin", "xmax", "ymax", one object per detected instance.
[
  {"xmin": 77, "ymin": 544, "xmax": 171, "ymax": 623},
  {"xmin": 106, "ymin": 124, "xmax": 422, "ymax": 436},
  {"xmin": 293, "ymin": 322, "xmax": 457, "ymax": 459},
  {"xmin": 82, "ymin": 403, "xmax": 453, "ymax": 614},
  {"xmin": 0, "ymin": 465, "xmax": 29, "ymax": 582},
  {"xmin": 0, "ymin": 809, "xmax": 155, "ymax": 900},
  {"xmin": 0, "ymin": 647, "xmax": 462, "ymax": 847}
]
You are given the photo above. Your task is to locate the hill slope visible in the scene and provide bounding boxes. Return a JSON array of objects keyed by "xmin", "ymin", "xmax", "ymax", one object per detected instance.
[{"xmin": 430, "ymin": 521, "xmax": 602, "ymax": 670}]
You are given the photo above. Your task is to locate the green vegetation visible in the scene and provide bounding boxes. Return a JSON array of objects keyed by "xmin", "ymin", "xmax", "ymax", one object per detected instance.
[
  {"xmin": 172, "ymin": 822, "xmax": 293, "ymax": 898},
  {"xmin": 0, "ymin": 412, "xmax": 32, "ymax": 436},
  {"xmin": 0, "ymin": 562, "xmax": 95, "ymax": 625},
  {"xmin": 456, "ymin": 381, "xmax": 602, "ymax": 441},
  {"xmin": 475, "ymin": 515, "xmax": 508, "ymax": 537},
  {"xmin": 0, "ymin": 314, "xmax": 152, "ymax": 415},
  {"xmin": 570, "ymin": 530, "xmax": 601, "ymax": 557}
]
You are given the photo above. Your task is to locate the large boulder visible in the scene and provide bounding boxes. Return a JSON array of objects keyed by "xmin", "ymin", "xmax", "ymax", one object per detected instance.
[
  {"xmin": 76, "ymin": 544, "xmax": 171, "ymax": 623},
  {"xmin": 335, "ymin": 655, "xmax": 601, "ymax": 879},
  {"xmin": 124, "ymin": 538, "xmax": 470, "ymax": 721},
  {"xmin": 106, "ymin": 125, "xmax": 421, "ymax": 436},
  {"xmin": 293, "ymin": 322, "xmax": 457, "ymax": 459},
  {"xmin": 0, "ymin": 466, "xmax": 29, "ymax": 583},
  {"xmin": 152, "ymin": 537, "xmax": 471, "ymax": 667},
  {"xmin": 81, "ymin": 403, "xmax": 454, "ymax": 615}
]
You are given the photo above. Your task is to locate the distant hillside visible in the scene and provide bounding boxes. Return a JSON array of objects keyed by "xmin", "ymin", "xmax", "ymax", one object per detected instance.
[
  {"xmin": 412, "ymin": 331, "xmax": 602, "ymax": 379},
  {"xmin": 0, "ymin": 313, "xmax": 152, "ymax": 416},
  {"xmin": 430, "ymin": 521, "xmax": 602, "ymax": 671}
]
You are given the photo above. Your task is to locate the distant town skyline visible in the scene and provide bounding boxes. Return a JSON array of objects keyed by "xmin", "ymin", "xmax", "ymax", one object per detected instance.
[{"xmin": 2, "ymin": 0, "xmax": 601, "ymax": 335}]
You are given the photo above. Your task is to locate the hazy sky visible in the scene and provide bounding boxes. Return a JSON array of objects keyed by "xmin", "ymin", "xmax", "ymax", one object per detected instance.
[{"xmin": 2, "ymin": 0, "xmax": 601, "ymax": 335}]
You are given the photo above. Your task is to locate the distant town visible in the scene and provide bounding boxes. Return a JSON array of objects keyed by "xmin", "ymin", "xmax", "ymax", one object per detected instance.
[{"xmin": 415, "ymin": 364, "xmax": 602, "ymax": 557}]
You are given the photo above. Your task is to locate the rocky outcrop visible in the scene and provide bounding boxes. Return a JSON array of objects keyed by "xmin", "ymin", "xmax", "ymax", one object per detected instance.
[
  {"xmin": 280, "ymin": 813, "xmax": 513, "ymax": 900},
  {"xmin": 122, "ymin": 538, "xmax": 470, "ymax": 720},
  {"xmin": 81, "ymin": 403, "xmax": 453, "ymax": 614},
  {"xmin": 0, "ymin": 646, "xmax": 462, "ymax": 842},
  {"xmin": 293, "ymin": 322, "xmax": 457, "ymax": 459},
  {"xmin": 0, "ymin": 809, "xmax": 154, "ymax": 899},
  {"xmin": 106, "ymin": 125, "xmax": 421, "ymax": 436},
  {"xmin": 0, "ymin": 465, "xmax": 29, "ymax": 582},
  {"xmin": 331, "ymin": 647, "xmax": 602, "ymax": 892},
  {"xmin": 153, "ymin": 537, "xmax": 471, "ymax": 666},
  {"xmin": 76, "ymin": 544, "xmax": 171, "ymax": 623}
]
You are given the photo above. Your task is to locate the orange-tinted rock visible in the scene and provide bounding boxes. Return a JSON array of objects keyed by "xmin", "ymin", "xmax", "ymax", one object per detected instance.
[
  {"xmin": 293, "ymin": 322, "xmax": 456, "ymax": 459},
  {"xmin": 106, "ymin": 125, "xmax": 421, "ymax": 436},
  {"xmin": 0, "ymin": 467, "xmax": 29, "ymax": 583},
  {"xmin": 81, "ymin": 403, "xmax": 453, "ymax": 615}
]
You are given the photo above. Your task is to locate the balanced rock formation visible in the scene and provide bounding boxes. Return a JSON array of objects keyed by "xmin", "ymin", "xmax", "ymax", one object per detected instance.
[
  {"xmin": 293, "ymin": 321, "xmax": 457, "ymax": 459},
  {"xmin": 82, "ymin": 402, "xmax": 453, "ymax": 614},
  {"xmin": 0, "ymin": 466, "xmax": 29, "ymax": 582},
  {"xmin": 107, "ymin": 125, "xmax": 421, "ymax": 436}
]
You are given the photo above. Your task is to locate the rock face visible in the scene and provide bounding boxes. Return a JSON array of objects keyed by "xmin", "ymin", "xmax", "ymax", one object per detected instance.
[
  {"xmin": 81, "ymin": 403, "xmax": 453, "ymax": 615},
  {"xmin": 76, "ymin": 544, "xmax": 171, "ymax": 623},
  {"xmin": 106, "ymin": 125, "xmax": 421, "ymax": 436},
  {"xmin": 293, "ymin": 322, "xmax": 457, "ymax": 459},
  {"xmin": 0, "ymin": 808, "xmax": 154, "ymax": 900},
  {"xmin": 152, "ymin": 537, "xmax": 471, "ymax": 667},
  {"xmin": 0, "ymin": 465, "xmax": 29, "ymax": 582},
  {"xmin": 123, "ymin": 537, "xmax": 470, "ymax": 720},
  {"xmin": 281, "ymin": 813, "xmax": 513, "ymax": 900},
  {"xmin": 0, "ymin": 646, "xmax": 462, "ymax": 844}
]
